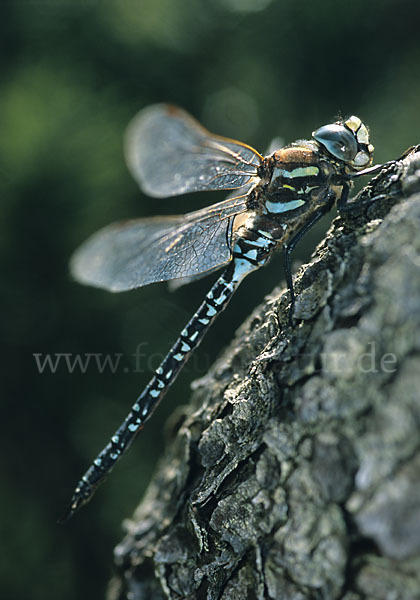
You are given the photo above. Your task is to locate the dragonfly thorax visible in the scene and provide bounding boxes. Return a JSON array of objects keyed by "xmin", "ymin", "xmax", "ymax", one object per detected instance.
[{"xmin": 262, "ymin": 145, "xmax": 336, "ymax": 216}]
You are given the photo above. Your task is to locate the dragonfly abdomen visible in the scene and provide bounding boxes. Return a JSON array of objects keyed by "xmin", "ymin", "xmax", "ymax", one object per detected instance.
[{"xmin": 60, "ymin": 235, "xmax": 273, "ymax": 521}]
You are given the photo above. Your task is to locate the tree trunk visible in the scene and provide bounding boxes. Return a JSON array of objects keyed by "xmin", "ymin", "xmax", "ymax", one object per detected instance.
[{"xmin": 108, "ymin": 149, "xmax": 420, "ymax": 600}]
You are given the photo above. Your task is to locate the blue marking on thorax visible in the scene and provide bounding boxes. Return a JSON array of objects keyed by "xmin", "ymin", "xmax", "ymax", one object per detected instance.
[
  {"xmin": 242, "ymin": 248, "xmax": 258, "ymax": 260},
  {"xmin": 273, "ymin": 165, "xmax": 320, "ymax": 179},
  {"xmin": 265, "ymin": 198, "xmax": 306, "ymax": 214}
]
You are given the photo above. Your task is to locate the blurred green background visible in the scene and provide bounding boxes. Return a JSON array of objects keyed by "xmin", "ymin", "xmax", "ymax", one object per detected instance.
[{"xmin": 2, "ymin": 1, "xmax": 420, "ymax": 598}]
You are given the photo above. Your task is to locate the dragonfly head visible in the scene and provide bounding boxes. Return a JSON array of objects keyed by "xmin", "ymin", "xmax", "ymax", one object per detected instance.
[{"xmin": 313, "ymin": 116, "xmax": 374, "ymax": 171}]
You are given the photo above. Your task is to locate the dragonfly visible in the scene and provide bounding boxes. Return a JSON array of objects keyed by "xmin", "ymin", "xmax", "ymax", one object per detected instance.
[{"xmin": 62, "ymin": 104, "xmax": 382, "ymax": 521}]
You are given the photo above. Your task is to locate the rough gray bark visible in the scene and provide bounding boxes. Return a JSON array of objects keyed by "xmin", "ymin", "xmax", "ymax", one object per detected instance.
[{"xmin": 108, "ymin": 149, "xmax": 420, "ymax": 600}]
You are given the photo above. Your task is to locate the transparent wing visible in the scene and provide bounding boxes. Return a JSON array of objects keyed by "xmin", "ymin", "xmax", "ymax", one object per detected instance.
[
  {"xmin": 125, "ymin": 103, "xmax": 263, "ymax": 198},
  {"xmin": 265, "ymin": 136, "xmax": 284, "ymax": 156},
  {"xmin": 167, "ymin": 179, "xmax": 258, "ymax": 291},
  {"xmin": 70, "ymin": 195, "xmax": 249, "ymax": 292},
  {"xmin": 167, "ymin": 264, "xmax": 224, "ymax": 292}
]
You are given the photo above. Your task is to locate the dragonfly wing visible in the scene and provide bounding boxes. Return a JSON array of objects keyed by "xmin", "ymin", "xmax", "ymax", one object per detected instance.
[
  {"xmin": 167, "ymin": 179, "xmax": 259, "ymax": 290},
  {"xmin": 167, "ymin": 264, "xmax": 223, "ymax": 292},
  {"xmin": 125, "ymin": 104, "xmax": 263, "ymax": 198},
  {"xmin": 70, "ymin": 197, "xmax": 248, "ymax": 292},
  {"xmin": 264, "ymin": 136, "xmax": 285, "ymax": 156}
]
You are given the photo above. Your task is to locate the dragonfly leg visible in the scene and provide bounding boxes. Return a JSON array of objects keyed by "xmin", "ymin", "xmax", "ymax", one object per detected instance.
[
  {"xmin": 283, "ymin": 202, "xmax": 334, "ymax": 325},
  {"xmin": 337, "ymin": 179, "xmax": 376, "ymax": 213}
]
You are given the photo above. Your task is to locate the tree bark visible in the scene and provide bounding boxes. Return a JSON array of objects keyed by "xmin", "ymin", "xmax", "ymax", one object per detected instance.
[{"xmin": 108, "ymin": 149, "xmax": 420, "ymax": 600}]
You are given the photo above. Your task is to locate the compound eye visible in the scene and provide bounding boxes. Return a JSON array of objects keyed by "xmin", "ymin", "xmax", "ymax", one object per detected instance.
[{"xmin": 313, "ymin": 123, "xmax": 358, "ymax": 162}]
